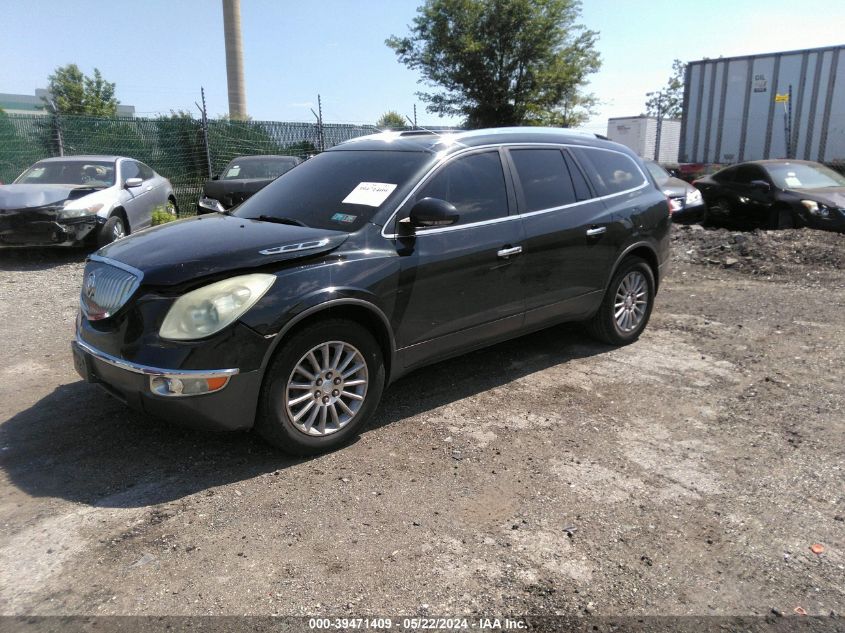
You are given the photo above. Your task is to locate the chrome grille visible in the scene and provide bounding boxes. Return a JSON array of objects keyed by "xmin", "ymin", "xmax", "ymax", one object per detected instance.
[{"xmin": 80, "ymin": 257, "xmax": 142, "ymax": 320}]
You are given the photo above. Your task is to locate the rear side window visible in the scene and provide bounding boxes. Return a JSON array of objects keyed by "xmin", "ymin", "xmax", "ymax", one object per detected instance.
[
  {"xmin": 416, "ymin": 151, "xmax": 508, "ymax": 225},
  {"xmin": 574, "ymin": 148, "xmax": 646, "ymax": 195},
  {"xmin": 138, "ymin": 162, "xmax": 155, "ymax": 180},
  {"xmin": 564, "ymin": 152, "xmax": 593, "ymax": 201},
  {"xmin": 509, "ymin": 149, "xmax": 576, "ymax": 212}
]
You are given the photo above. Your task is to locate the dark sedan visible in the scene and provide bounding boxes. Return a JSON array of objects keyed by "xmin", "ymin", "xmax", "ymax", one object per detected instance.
[
  {"xmin": 72, "ymin": 128, "xmax": 670, "ymax": 455},
  {"xmin": 644, "ymin": 160, "xmax": 706, "ymax": 223},
  {"xmin": 694, "ymin": 160, "xmax": 845, "ymax": 231},
  {"xmin": 197, "ymin": 155, "xmax": 302, "ymax": 214}
]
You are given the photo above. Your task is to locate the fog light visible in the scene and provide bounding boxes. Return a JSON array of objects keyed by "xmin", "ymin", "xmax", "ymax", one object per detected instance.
[{"xmin": 150, "ymin": 375, "xmax": 230, "ymax": 397}]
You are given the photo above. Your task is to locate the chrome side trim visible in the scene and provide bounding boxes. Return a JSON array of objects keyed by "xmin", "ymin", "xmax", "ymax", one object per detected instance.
[
  {"xmin": 380, "ymin": 142, "xmax": 650, "ymax": 238},
  {"xmin": 75, "ymin": 335, "xmax": 239, "ymax": 379},
  {"xmin": 259, "ymin": 238, "xmax": 330, "ymax": 256}
]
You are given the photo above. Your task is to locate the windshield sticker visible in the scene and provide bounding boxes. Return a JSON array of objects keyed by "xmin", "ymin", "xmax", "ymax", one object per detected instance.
[
  {"xmin": 331, "ymin": 212, "xmax": 357, "ymax": 224},
  {"xmin": 342, "ymin": 182, "xmax": 397, "ymax": 207},
  {"xmin": 784, "ymin": 175, "xmax": 802, "ymax": 187},
  {"xmin": 226, "ymin": 166, "xmax": 241, "ymax": 178}
]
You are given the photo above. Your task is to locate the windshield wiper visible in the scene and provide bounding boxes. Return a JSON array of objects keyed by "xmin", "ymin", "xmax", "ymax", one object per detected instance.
[{"xmin": 253, "ymin": 214, "xmax": 308, "ymax": 227}]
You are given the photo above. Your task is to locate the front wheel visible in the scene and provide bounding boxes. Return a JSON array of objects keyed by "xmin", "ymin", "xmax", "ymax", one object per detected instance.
[
  {"xmin": 97, "ymin": 215, "xmax": 126, "ymax": 247},
  {"xmin": 255, "ymin": 319, "xmax": 385, "ymax": 455},
  {"xmin": 586, "ymin": 257, "xmax": 655, "ymax": 346}
]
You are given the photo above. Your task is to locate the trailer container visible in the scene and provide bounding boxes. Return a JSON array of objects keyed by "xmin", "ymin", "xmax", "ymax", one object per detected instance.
[
  {"xmin": 680, "ymin": 44, "xmax": 845, "ymax": 164},
  {"xmin": 607, "ymin": 116, "xmax": 681, "ymax": 163}
]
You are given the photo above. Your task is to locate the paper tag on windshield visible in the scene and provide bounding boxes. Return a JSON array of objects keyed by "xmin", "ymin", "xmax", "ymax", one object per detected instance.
[
  {"xmin": 784, "ymin": 176, "xmax": 802, "ymax": 188},
  {"xmin": 342, "ymin": 182, "xmax": 397, "ymax": 207}
]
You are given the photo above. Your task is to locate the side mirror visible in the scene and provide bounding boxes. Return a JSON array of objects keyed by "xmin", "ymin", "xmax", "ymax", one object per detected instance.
[
  {"xmin": 125, "ymin": 177, "xmax": 143, "ymax": 188},
  {"xmin": 401, "ymin": 197, "xmax": 459, "ymax": 231},
  {"xmin": 750, "ymin": 179, "xmax": 771, "ymax": 192}
]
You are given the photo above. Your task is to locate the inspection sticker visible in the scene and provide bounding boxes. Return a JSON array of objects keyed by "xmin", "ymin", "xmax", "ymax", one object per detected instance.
[
  {"xmin": 331, "ymin": 212, "xmax": 357, "ymax": 223},
  {"xmin": 342, "ymin": 182, "xmax": 397, "ymax": 207}
]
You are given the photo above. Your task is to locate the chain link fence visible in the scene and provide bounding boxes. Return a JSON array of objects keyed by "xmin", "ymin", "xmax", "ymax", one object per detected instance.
[{"xmin": 0, "ymin": 112, "xmax": 382, "ymax": 213}]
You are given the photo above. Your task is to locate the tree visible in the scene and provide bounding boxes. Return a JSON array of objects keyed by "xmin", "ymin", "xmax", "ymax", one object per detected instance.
[
  {"xmin": 645, "ymin": 59, "xmax": 685, "ymax": 119},
  {"xmin": 376, "ymin": 111, "xmax": 407, "ymax": 128},
  {"xmin": 44, "ymin": 64, "xmax": 119, "ymax": 116},
  {"xmin": 386, "ymin": 0, "xmax": 601, "ymax": 128}
]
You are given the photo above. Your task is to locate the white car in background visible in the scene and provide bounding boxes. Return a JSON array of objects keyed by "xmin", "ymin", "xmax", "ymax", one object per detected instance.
[{"xmin": 0, "ymin": 155, "xmax": 176, "ymax": 248}]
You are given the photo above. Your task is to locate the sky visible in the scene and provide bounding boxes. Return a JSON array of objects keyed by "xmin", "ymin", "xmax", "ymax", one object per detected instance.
[{"xmin": 2, "ymin": 0, "xmax": 844, "ymax": 134}]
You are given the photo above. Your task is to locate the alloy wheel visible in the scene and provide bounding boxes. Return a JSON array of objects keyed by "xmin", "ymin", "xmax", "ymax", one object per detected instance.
[
  {"xmin": 614, "ymin": 271, "xmax": 648, "ymax": 333},
  {"xmin": 285, "ymin": 341, "xmax": 369, "ymax": 436}
]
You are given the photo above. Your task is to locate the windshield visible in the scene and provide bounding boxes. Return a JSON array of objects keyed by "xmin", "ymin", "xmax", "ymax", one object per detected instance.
[
  {"xmin": 221, "ymin": 157, "xmax": 300, "ymax": 180},
  {"xmin": 645, "ymin": 161, "xmax": 670, "ymax": 185},
  {"xmin": 233, "ymin": 150, "xmax": 433, "ymax": 231},
  {"xmin": 766, "ymin": 163, "xmax": 845, "ymax": 189},
  {"xmin": 15, "ymin": 160, "xmax": 116, "ymax": 187}
]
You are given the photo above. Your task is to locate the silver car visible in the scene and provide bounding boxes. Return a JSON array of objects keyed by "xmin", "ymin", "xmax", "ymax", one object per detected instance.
[{"xmin": 0, "ymin": 155, "xmax": 176, "ymax": 247}]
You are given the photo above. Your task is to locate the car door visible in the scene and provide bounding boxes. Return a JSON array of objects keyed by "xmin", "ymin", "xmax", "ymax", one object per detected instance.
[
  {"xmin": 511, "ymin": 146, "xmax": 621, "ymax": 326},
  {"xmin": 729, "ymin": 164, "xmax": 775, "ymax": 221},
  {"xmin": 390, "ymin": 149, "xmax": 526, "ymax": 368},
  {"xmin": 119, "ymin": 159, "xmax": 151, "ymax": 230},
  {"xmin": 139, "ymin": 161, "xmax": 168, "ymax": 215}
]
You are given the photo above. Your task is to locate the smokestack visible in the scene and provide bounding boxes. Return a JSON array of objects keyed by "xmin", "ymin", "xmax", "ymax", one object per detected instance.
[{"xmin": 222, "ymin": 0, "xmax": 247, "ymax": 119}]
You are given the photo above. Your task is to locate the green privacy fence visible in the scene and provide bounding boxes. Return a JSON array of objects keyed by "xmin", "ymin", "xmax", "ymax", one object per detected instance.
[{"xmin": 0, "ymin": 112, "xmax": 381, "ymax": 213}]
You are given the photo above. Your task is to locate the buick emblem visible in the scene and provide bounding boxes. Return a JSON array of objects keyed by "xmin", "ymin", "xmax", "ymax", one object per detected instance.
[{"xmin": 84, "ymin": 271, "xmax": 97, "ymax": 300}]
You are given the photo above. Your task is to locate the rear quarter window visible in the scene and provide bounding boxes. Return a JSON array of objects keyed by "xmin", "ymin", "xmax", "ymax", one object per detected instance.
[{"xmin": 572, "ymin": 147, "xmax": 647, "ymax": 196}]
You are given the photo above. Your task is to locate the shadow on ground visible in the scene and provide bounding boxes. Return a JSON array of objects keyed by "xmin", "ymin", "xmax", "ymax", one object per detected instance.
[
  {"xmin": 0, "ymin": 323, "xmax": 608, "ymax": 509},
  {"xmin": 0, "ymin": 247, "xmax": 88, "ymax": 271}
]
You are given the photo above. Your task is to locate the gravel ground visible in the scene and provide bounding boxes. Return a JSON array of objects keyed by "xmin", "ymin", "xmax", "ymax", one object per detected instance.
[{"xmin": 0, "ymin": 226, "xmax": 843, "ymax": 618}]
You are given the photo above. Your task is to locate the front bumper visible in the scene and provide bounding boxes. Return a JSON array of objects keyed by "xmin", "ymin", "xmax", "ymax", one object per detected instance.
[
  {"xmin": 72, "ymin": 336, "xmax": 262, "ymax": 431},
  {"xmin": 670, "ymin": 199, "xmax": 706, "ymax": 223},
  {"xmin": 0, "ymin": 211, "xmax": 99, "ymax": 246}
]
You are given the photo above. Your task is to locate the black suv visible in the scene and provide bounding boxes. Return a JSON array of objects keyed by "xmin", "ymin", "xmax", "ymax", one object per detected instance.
[{"xmin": 72, "ymin": 128, "xmax": 671, "ymax": 454}]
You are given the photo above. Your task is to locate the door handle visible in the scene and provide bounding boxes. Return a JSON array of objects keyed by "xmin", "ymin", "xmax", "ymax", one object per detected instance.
[
  {"xmin": 586, "ymin": 226, "xmax": 607, "ymax": 237},
  {"xmin": 145, "ymin": 186, "xmax": 153, "ymax": 191},
  {"xmin": 497, "ymin": 246, "xmax": 522, "ymax": 258}
]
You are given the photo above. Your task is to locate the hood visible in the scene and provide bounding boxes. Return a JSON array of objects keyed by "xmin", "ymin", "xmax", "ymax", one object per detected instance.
[
  {"xmin": 789, "ymin": 187, "xmax": 845, "ymax": 208},
  {"xmin": 97, "ymin": 213, "xmax": 349, "ymax": 286},
  {"xmin": 660, "ymin": 177, "xmax": 693, "ymax": 198},
  {"xmin": 0, "ymin": 184, "xmax": 104, "ymax": 209}
]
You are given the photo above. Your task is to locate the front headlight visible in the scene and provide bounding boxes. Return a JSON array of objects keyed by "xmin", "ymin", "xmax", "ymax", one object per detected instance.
[
  {"xmin": 58, "ymin": 202, "xmax": 103, "ymax": 219},
  {"xmin": 198, "ymin": 196, "xmax": 226, "ymax": 213},
  {"xmin": 801, "ymin": 200, "xmax": 830, "ymax": 217},
  {"xmin": 685, "ymin": 188, "xmax": 703, "ymax": 205},
  {"xmin": 159, "ymin": 274, "xmax": 276, "ymax": 340}
]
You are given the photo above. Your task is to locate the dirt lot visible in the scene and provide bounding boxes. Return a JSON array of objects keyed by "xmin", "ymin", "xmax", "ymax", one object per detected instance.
[{"xmin": 0, "ymin": 225, "xmax": 843, "ymax": 619}]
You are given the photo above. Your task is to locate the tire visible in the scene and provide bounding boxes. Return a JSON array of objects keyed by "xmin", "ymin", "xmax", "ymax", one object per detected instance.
[
  {"xmin": 97, "ymin": 214, "xmax": 126, "ymax": 247},
  {"xmin": 770, "ymin": 206, "xmax": 795, "ymax": 230},
  {"xmin": 255, "ymin": 319, "xmax": 386, "ymax": 455},
  {"xmin": 166, "ymin": 198, "xmax": 178, "ymax": 217},
  {"xmin": 586, "ymin": 256, "xmax": 655, "ymax": 346}
]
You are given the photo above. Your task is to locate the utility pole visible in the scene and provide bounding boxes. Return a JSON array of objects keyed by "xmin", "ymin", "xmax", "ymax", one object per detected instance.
[
  {"xmin": 196, "ymin": 87, "xmax": 213, "ymax": 178},
  {"xmin": 310, "ymin": 94, "xmax": 324, "ymax": 152},
  {"xmin": 222, "ymin": 0, "xmax": 247, "ymax": 119},
  {"xmin": 413, "ymin": 104, "xmax": 418, "ymax": 129}
]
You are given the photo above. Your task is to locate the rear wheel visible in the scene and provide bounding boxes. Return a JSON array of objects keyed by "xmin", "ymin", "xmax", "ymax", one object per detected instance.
[
  {"xmin": 586, "ymin": 257, "xmax": 655, "ymax": 346},
  {"xmin": 255, "ymin": 319, "xmax": 385, "ymax": 455},
  {"xmin": 97, "ymin": 214, "xmax": 126, "ymax": 246}
]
